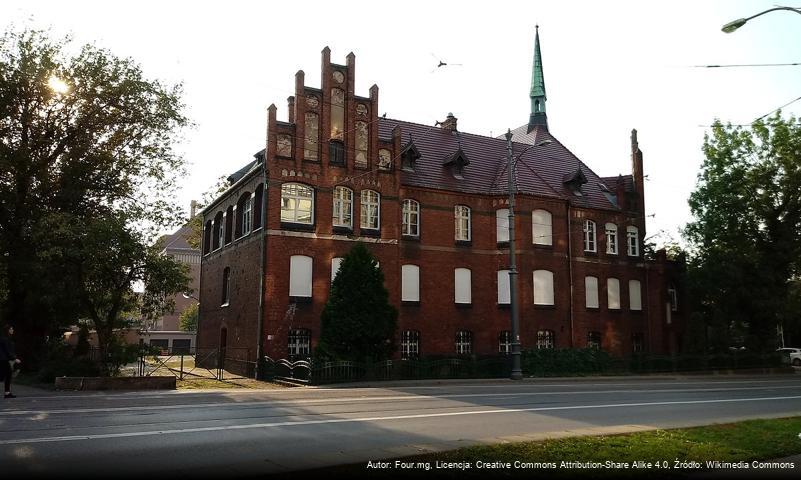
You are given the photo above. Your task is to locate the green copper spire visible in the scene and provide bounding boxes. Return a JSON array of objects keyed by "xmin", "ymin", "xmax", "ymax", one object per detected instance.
[{"xmin": 528, "ymin": 25, "xmax": 548, "ymax": 132}]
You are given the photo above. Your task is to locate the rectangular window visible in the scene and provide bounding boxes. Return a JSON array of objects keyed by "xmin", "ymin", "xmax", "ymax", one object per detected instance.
[
  {"xmin": 454, "ymin": 268, "xmax": 472, "ymax": 304},
  {"xmin": 360, "ymin": 190, "xmax": 380, "ymax": 230},
  {"xmin": 605, "ymin": 223, "xmax": 617, "ymax": 254},
  {"xmin": 454, "ymin": 205, "xmax": 471, "ymax": 241},
  {"xmin": 281, "ymin": 183, "xmax": 314, "ymax": 224},
  {"xmin": 402, "ymin": 200, "xmax": 420, "ymax": 237},
  {"xmin": 668, "ymin": 285, "xmax": 678, "ymax": 312},
  {"xmin": 401, "ymin": 264, "xmax": 420, "ymax": 302},
  {"xmin": 532, "ymin": 209, "xmax": 553, "ymax": 245},
  {"xmin": 221, "ymin": 267, "xmax": 231, "ymax": 306},
  {"xmin": 332, "ymin": 187, "xmax": 353, "ymax": 228},
  {"xmin": 288, "ymin": 329, "xmax": 311, "ymax": 359},
  {"xmin": 537, "ymin": 330, "xmax": 555, "ymax": 349},
  {"xmin": 533, "ymin": 270, "xmax": 555, "ymax": 306},
  {"xmin": 587, "ymin": 331, "xmax": 602, "ymax": 349},
  {"xmin": 331, "ymin": 257, "xmax": 343, "ymax": 284},
  {"xmin": 456, "ymin": 330, "xmax": 472, "ymax": 355},
  {"xmin": 289, "ymin": 255, "xmax": 313, "ymax": 298},
  {"xmin": 496, "ymin": 209, "xmax": 509, "ymax": 243},
  {"xmin": 401, "ymin": 330, "xmax": 420, "ymax": 360},
  {"xmin": 499, "ymin": 331, "xmax": 512, "ymax": 354},
  {"xmin": 629, "ymin": 279, "xmax": 642, "ymax": 311},
  {"xmin": 355, "ymin": 121, "xmax": 368, "ymax": 168},
  {"xmin": 497, "ymin": 270, "xmax": 510, "ymax": 305},
  {"xmin": 607, "ymin": 278, "xmax": 620, "ymax": 310},
  {"xmin": 585, "ymin": 276, "xmax": 599, "ymax": 308},
  {"xmin": 627, "ymin": 226, "xmax": 639, "ymax": 256},
  {"xmin": 241, "ymin": 197, "xmax": 252, "ymax": 236},
  {"xmin": 304, "ymin": 112, "xmax": 319, "ymax": 160},
  {"xmin": 632, "ymin": 333, "xmax": 644, "ymax": 353},
  {"xmin": 583, "ymin": 220, "xmax": 596, "ymax": 252}
]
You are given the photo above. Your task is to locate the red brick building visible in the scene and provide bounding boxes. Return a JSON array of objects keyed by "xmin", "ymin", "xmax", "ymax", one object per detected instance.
[{"xmin": 198, "ymin": 31, "xmax": 684, "ymax": 369}]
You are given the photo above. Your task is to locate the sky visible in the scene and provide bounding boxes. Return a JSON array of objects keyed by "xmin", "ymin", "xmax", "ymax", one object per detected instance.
[{"xmin": 3, "ymin": 0, "xmax": 800, "ymax": 247}]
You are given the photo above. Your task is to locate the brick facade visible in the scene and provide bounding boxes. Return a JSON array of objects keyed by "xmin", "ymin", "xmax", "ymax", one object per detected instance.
[{"xmin": 199, "ymin": 44, "xmax": 685, "ymax": 367}]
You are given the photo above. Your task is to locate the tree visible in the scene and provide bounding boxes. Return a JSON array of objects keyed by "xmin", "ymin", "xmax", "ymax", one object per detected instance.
[
  {"xmin": 685, "ymin": 114, "xmax": 801, "ymax": 351},
  {"xmin": 317, "ymin": 243, "xmax": 397, "ymax": 362},
  {"xmin": 0, "ymin": 29, "xmax": 190, "ymax": 364},
  {"xmin": 179, "ymin": 302, "xmax": 198, "ymax": 332}
]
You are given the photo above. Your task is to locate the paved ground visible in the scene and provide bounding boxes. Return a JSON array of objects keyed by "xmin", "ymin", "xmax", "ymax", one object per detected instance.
[{"xmin": 1, "ymin": 374, "xmax": 800, "ymax": 478}]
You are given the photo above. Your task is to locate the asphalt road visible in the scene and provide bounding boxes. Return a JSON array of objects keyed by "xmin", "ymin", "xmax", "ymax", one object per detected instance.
[{"xmin": 1, "ymin": 375, "xmax": 800, "ymax": 478}]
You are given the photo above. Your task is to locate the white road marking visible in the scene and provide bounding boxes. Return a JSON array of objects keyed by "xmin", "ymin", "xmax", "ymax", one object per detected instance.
[
  {"xmin": 1, "ymin": 395, "xmax": 800, "ymax": 445},
  {"xmin": 2, "ymin": 385, "xmax": 800, "ymax": 416}
]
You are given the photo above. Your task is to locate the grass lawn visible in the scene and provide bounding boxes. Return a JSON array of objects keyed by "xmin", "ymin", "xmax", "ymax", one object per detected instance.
[{"xmin": 292, "ymin": 417, "xmax": 801, "ymax": 478}]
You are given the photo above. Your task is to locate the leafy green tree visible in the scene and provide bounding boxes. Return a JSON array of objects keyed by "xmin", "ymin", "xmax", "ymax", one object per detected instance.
[
  {"xmin": 0, "ymin": 29, "xmax": 189, "ymax": 363},
  {"xmin": 317, "ymin": 243, "xmax": 397, "ymax": 362},
  {"xmin": 179, "ymin": 302, "xmax": 198, "ymax": 332},
  {"xmin": 685, "ymin": 114, "xmax": 801, "ymax": 351}
]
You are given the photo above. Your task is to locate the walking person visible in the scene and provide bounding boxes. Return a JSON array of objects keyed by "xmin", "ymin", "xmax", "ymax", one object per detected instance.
[{"xmin": 0, "ymin": 324, "xmax": 21, "ymax": 398}]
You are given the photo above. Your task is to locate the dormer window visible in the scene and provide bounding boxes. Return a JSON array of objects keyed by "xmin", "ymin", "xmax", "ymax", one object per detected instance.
[
  {"xmin": 443, "ymin": 148, "xmax": 469, "ymax": 179},
  {"xmin": 401, "ymin": 141, "xmax": 421, "ymax": 172},
  {"xmin": 563, "ymin": 168, "xmax": 588, "ymax": 196}
]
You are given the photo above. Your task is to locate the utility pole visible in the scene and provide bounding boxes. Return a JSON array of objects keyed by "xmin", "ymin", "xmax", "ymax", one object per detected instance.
[{"xmin": 506, "ymin": 129, "xmax": 523, "ymax": 380}]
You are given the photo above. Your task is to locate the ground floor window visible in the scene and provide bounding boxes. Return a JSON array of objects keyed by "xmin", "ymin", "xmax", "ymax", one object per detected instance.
[
  {"xmin": 632, "ymin": 333, "xmax": 644, "ymax": 353},
  {"xmin": 499, "ymin": 330, "xmax": 511, "ymax": 354},
  {"xmin": 537, "ymin": 330, "xmax": 555, "ymax": 349},
  {"xmin": 456, "ymin": 330, "xmax": 472, "ymax": 355},
  {"xmin": 401, "ymin": 330, "xmax": 420, "ymax": 360},
  {"xmin": 587, "ymin": 331, "xmax": 602, "ymax": 349},
  {"xmin": 288, "ymin": 329, "xmax": 311, "ymax": 359}
]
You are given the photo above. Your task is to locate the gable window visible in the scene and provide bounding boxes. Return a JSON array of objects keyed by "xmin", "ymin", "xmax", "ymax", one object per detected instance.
[
  {"xmin": 289, "ymin": 255, "xmax": 313, "ymax": 299},
  {"xmin": 537, "ymin": 330, "xmax": 555, "ymax": 349},
  {"xmin": 221, "ymin": 267, "xmax": 231, "ymax": 306},
  {"xmin": 402, "ymin": 199, "xmax": 420, "ymax": 237},
  {"xmin": 304, "ymin": 112, "xmax": 319, "ymax": 160},
  {"xmin": 533, "ymin": 270, "xmax": 555, "ymax": 306},
  {"xmin": 496, "ymin": 209, "xmax": 510, "ymax": 243},
  {"xmin": 360, "ymin": 190, "xmax": 380, "ymax": 230},
  {"xmin": 607, "ymin": 278, "xmax": 621, "ymax": 310},
  {"xmin": 288, "ymin": 329, "xmax": 311, "ymax": 359},
  {"xmin": 454, "ymin": 268, "xmax": 472, "ymax": 304},
  {"xmin": 355, "ymin": 121, "xmax": 368, "ymax": 168},
  {"xmin": 331, "ymin": 257, "xmax": 343, "ymax": 284},
  {"xmin": 668, "ymin": 284, "xmax": 678, "ymax": 312},
  {"xmin": 454, "ymin": 205, "xmax": 471, "ymax": 241},
  {"xmin": 627, "ymin": 226, "xmax": 639, "ymax": 256},
  {"xmin": 497, "ymin": 270, "xmax": 510, "ymax": 305},
  {"xmin": 401, "ymin": 264, "xmax": 420, "ymax": 303},
  {"xmin": 583, "ymin": 220, "xmax": 596, "ymax": 252},
  {"xmin": 281, "ymin": 183, "xmax": 314, "ymax": 225},
  {"xmin": 629, "ymin": 280, "xmax": 642, "ymax": 311},
  {"xmin": 499, "ymin": 331, "xmax": 512, "ymax": 354},
  {"xmin": 456, "ymin": 330, "xmax": 472, "ymax": 355},
  {"xmin": 605, "ymin": 223, "xmax": 618, "ymax": 254},
  {"xmin": 585, "ymin": 276, "xmax": 599, "ymax": 308},
  {"xmin": 532, "ymin": 209, "xmax": 553, "ymax": 245},
  {"xmin": 401, "ymin": 330, "xmax": 420, "ymax": 360},
  {"xmin": 587, "ymin": 331, "xmax": 602, "ymax": 349},
  {"xmin": 332, "ymin": 186, "xmax": 353, "ymax": 228}
]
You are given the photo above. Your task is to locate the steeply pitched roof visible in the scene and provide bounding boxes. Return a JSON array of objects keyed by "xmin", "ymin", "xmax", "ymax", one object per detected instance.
[
  {"xmin": 379, "ymin": 119, "xmax": 621, "ymax": 211},
  {"xmin": 159, "ymin": 224, "xmax": 197, "ymax": 252}
]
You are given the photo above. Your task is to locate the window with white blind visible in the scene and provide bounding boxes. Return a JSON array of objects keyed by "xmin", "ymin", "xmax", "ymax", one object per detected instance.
[
  {"xmin": 496, "ymin": 209, "xmax": 509, "ymax": 243},
  {"xmin": 629, "ymin": 279, "xmax": 642, "ymax": 311},
  {"xmin": 497, "ymin": 270, "xmax": 510, "ymax": 305},
  {"xmin": 454, "ymin": 268, "xmax": 472, "ymax": 304},
  {"xmin": 532, "ymin": 209, "xmax": 553, "ymax": 245},
  {"xmin": 401, "ymin": 264, "xmax": 420, "ymax": 302},
  {"xmin": 585, "ymin": 276, "xmax": 599, "ymax": 308},
  {"xmin": 607, "ymin": 278, "xmax": 620, "ymax": 310},
  {"xmin": 289, "ymin": 255, "xmax": 313, "ymax": 298},
  {"xmin": 533, "ymin": 270, "xmax": 555, "ymax": 306}
]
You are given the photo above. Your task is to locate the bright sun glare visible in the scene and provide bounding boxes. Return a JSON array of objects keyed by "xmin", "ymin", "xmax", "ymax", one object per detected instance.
[{"xmin": 47, "ymin": 75, "xmax": 69, "ymax": 94}]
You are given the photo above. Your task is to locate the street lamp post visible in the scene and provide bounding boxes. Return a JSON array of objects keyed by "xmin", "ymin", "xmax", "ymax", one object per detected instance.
[{"xmin": 722, "ymin": 6, "xmax": 801, "ymax": 33}]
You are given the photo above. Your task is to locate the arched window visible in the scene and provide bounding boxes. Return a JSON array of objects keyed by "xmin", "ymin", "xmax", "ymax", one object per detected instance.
[
  {"xmin": 330, "ymin": 88, "xmax": 345, "ymax": 140},
  {"xmin": 537, "ymin": 330, "xmax": 555, "ymax": 349},
  {"xmin": 360, "ymin": 190, "xmax": 380, "ymax": 230},
  {"xmin": 629, "ymin": 280, "xmax": 642, "ymax": 311},
  {"xmin": 304, "ymin": 112, "xmax": 319, "ymax": 160},
  {"xmin": 496, "ymin": 209, "xmax": 509, "ymax": 243},
  {"xmin": 212, "ymin": 211, "xmax": 223, "ymax": 251},
  {"xmin": 401, "ymin": 264, "xmax": 420, "ymax": 303},
  {"xmin": 253, "ymin": 183, "xmax": 264, "ymax": 230},
  {"xmin": 332, "ymin": 186, "xmax": 353, "ymax": 228},
  {"xmin": 401, "ymin": 330, "xmax": 420, "ymax": 360},
  {"xmin": 203, "ymin": 220, "xmax": 212, "ymax": 254},
  {"xmin": 289, "ymin": 255, "xmax": 313, "ymax": 299},
  {"xmin": 224, "ymin": 205, "xmax": 233, "ymax": 244},
  {"xmin": 532, "ymin": 209, "xmax": 552, "ymax": 245},
  {"xmin": 221, "ymin": 267, "xmax": 231, "ymax": 305},
  {"xmin": 607, "ymin": 278, "xmax": 621, "ymax": 310},
  {"xmin": 281, "ymin": 183, "xmax": 314, "ymax": 225},
  {"xmin": 585, "ymin": 276, "xmax": 599, "ymax": 308},
  {"xmin": 402, "ymin": 199, "xmax": 420, "ymax": 237},
  {"xmin": 456, "ymin": 330, "xmax": 472, "ymax": 355},
  {"xmin": 605, "ymin": 223, "xmax": 618, "ymax": 254},
  {"xmin": 454, "ymin": 268, "xmax": 472, "ymax": 304},
  {"xmin": 627, "ymin": 226, "xmax": 639, "ymax": 256},
  {"xmin": 533, "ymin": 270, "xmax": 555, "ymax": 305},
  {"xmin": 235, "ymin": 192, "xmax": 252, "ymax": 238},
  {"xmin": 583, "ymin": 220, "xmax": 596, "ymax": 252},
  {"xmin": 454, "ymin": 205, "xmax": 471, "ymax": 241},
  {"xmin": 355, "ymin": 121, "xmax": 368, "ymax": 168}
]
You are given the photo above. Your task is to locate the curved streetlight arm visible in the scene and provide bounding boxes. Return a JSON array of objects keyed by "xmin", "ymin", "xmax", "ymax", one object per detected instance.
[{"xmin": 722, "ymin": 6, "xmax": 801, "ymax": 33}]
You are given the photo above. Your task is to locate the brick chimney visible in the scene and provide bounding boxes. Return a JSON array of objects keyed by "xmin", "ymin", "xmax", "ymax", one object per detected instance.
[
  {"xmin": 440, "ymin": 112, "xmax": 458, "ymax": 132},
  {"xmin": 190, "ymin": 200, "xmax": 198, "ymax": 219}
]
